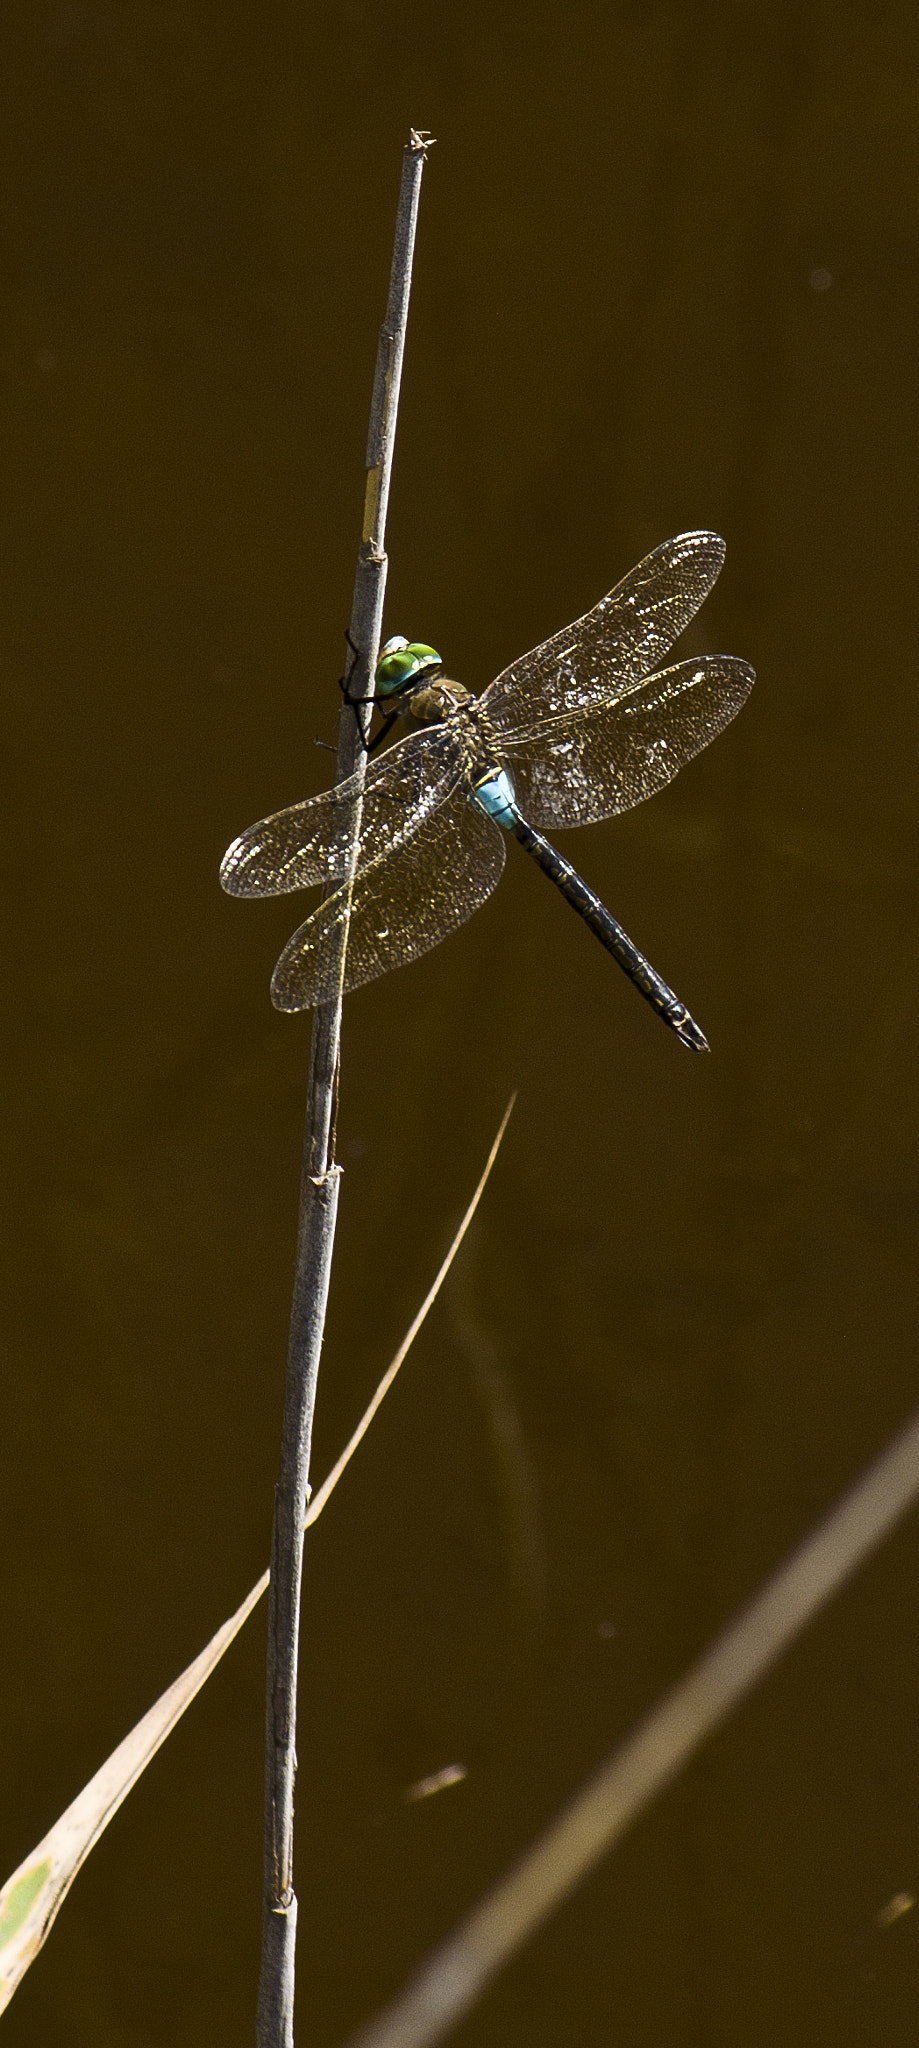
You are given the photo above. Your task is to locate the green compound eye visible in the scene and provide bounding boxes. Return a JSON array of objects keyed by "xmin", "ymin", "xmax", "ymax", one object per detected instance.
[{"xmin": 374, "ymin": 639, "xmax": 442, "ymax": 695}]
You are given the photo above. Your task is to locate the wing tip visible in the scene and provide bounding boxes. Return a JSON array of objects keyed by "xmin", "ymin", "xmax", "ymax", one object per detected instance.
[
  {"xmin": 219, "ymin": 838, "xmax": 254, "ymax": 895},
  {"xmin": 678, "ymin": 528, "xmax": 726, "ymax": 566},
  {"xmin": 640, "ymin": 528, "xmax": 726, "ymax": 588},
  {"xmin": 270, "ymin": 973, "xmax": 311, "ymax": 1012}
]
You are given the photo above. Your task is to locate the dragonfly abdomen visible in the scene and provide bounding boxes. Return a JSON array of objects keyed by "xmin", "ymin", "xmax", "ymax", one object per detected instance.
[
  {"xmin": 509, "ymin": 809, "xmax": 710, "ymax": 1054},
  {"xmin": 470, "ymin": 765, "xmax": 518, "ymax": 830}
]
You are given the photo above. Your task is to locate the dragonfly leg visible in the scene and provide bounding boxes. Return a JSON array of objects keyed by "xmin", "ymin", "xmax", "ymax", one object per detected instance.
[
  {"xmin": 339, "ymin": 632, "xmax": 379, "ymax": 707},
  {"xmin": 338, "ymin": 628, "xmax": 362, "ymax": 697},
  {"xmin": 339, "ymin": 662, "xmax": 376, "ymax": 713},
  {"xmin": 338, "ymin": 634, "xmax": 391, "ymax": 751},
  {"xmin": 365, "ymin": 710, "xmax": 400, "ymax": 754}
]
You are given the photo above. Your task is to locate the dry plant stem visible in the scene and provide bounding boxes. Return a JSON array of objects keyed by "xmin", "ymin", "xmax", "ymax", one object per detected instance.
[
  {"xmin": 0, "ymin": 1088, "xmax": 506, "ymax": 2023},
  {"xmin": 257, "ymin": 131, "xmax": 434, "ymax": 2048}
]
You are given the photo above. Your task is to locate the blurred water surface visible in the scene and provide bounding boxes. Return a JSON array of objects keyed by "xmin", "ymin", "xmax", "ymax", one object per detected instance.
[{"xmin": 3, "ymin": 3, "xmax": 919, "ymax": 2043}]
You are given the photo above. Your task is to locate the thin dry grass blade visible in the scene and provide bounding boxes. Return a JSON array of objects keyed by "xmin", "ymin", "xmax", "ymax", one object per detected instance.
[
  {"xmin": 0, "ymin": 1573, "xmax": 268, "ymax": 2015},
  {"xmin": 306, "ymin": 1093, "xmax": 516, "ymax": 1527},
  {"xmin": 0, "ymin": 1095, "xmax": 514, "ymax": 2013}
]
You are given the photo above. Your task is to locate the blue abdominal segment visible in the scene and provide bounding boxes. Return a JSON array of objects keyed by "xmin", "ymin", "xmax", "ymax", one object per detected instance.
[{"xmin": 472, "ymin": 767, "xmax": 518, "ymax": 831}]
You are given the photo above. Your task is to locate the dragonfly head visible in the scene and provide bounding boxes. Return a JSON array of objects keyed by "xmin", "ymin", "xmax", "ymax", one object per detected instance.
[{"xmin": 375, "ymin": 637, "xmax": 443, "ymax": 698}]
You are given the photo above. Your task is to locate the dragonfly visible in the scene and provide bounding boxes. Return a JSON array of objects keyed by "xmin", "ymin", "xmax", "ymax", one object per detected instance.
[{"xmin": 220, "ymin": 531, "xmax": 754, "ymax": 1051}]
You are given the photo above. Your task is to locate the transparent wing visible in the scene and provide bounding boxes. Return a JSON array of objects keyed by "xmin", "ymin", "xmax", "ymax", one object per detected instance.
[
  {"xmin": 270, "ymin": 783, "xmax": 506, "ymax": 1009},
  {"xmin": 482, "ymin": 531, "xmax": 727, "ymax": 733},
  {"xmin": 220, "ymin": 726, "xmax": 459, "ymax": 897},
  {"xmin": 502, "ymin": 655, "xmax": 755, "ymax": 829}
]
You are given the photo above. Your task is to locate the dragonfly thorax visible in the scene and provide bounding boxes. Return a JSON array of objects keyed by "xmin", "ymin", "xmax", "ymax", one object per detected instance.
[{"xmin": 399, "ymin": 674, "xmax": 475, "ymax": 729}]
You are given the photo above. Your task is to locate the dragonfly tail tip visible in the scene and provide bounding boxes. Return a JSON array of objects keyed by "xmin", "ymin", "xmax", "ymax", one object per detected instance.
[{"xmin": 680, "ymin": 1017, "xmax": 710, "ymax": 1053}]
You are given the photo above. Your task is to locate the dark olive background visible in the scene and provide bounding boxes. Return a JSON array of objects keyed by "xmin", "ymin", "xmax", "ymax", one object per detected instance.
[{"xmin": 3, "ymin": 3, "xmax": 919, "ymax": 2043}]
